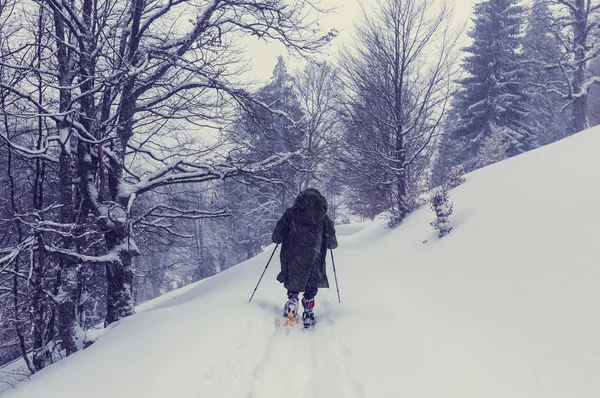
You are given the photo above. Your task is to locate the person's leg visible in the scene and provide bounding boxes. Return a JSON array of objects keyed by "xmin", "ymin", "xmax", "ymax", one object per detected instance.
[
  {"xmin": 303, "ymin": 286, "xmax": 318, "ymax": 300},
  {"xmin": 304, "ymin": 261, "xmax": 320, "ymax": 302}
]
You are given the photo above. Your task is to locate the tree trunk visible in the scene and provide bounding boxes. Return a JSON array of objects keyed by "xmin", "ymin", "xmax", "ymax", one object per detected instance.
[
  {"xmin": 572, "ymin": 95, "xmax": 589, "ymax": 132},
  {"xmin": 32, "ymin": 6, "xmax": 52, "ymax": 370},
  {"xmin": 3, "ymin": 81, "xmax": 36, "ymax": 375},
  {"xmin": 395, "ymin": 171, "xmax": 408, "ymax": 220},
  {"xmin": 56, "ymin": 136, "xmax": 83, "ymax": 355},
  {"xmin": 48, "ymin": 0, "xmax": 84, "ymax": 356},
  {"xmin": 56, "ymin": 260, "xmax": 83, "ymax": 355},
  {"xmin": 571, "ymin": 0, "xmax": 590, "ymax": 133},
  {"xmin": 31, "ymin": 247, "xmax": 51, "ymax": 370},
  {"xmin": 104, "ymin": 256, "xmax": 135, "ymax": 325},
  {"xmin": 104, "ymin": 231, "xmax": 136, "ymax": 326}
]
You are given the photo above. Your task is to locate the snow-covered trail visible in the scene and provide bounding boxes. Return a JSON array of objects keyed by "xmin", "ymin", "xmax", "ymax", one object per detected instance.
[
  {"xmin": 245, "ymin": 296, "xmax": 366, "ymax": 398},
  {"xmin": 4, "ymin": 127, "xmax": 600, "ymax": 397},
  {"xmin": 190, "ymin": 241, "xmax": 369, "ymax": 398}
]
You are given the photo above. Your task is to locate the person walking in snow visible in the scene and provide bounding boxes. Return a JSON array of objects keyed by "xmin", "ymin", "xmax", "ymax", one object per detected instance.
[{"xmin": 272, "ymin": 188, "xmax": 338, "ymax": 328}]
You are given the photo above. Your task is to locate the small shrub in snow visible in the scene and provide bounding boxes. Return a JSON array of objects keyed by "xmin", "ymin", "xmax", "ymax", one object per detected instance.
[{"xmin": 430, "ymin": 188, "xmax": 453, "ymax": 238}]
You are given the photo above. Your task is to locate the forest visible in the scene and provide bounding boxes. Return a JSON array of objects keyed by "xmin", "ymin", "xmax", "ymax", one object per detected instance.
[{"xmin": 1, "ymin": 0, "xmax": 599, "ymax": 376}]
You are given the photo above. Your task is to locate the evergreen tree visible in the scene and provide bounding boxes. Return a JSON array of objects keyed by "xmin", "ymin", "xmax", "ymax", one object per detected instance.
[
  {"xmin": 430, "ymin": 188, "xmax": 454, "ymax": 238},
  {"xmin": 439, "ymin": 0, "xmax": 531, "ymax": 173},
  {"xmin": 229, "ymin": 56, "xmax": 306, "ymax": 247}
]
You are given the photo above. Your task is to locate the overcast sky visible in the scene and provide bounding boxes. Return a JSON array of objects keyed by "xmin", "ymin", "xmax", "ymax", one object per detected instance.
[{"xmin": 243, "ymin": 0, "xmax": 480, "ymax": 83}]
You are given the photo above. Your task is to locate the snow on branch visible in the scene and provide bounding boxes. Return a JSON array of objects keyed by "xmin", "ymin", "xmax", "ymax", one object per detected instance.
[
  {"xmin": 138, "ymin": 205, "xmax": 231, "ymax": 220},
  {"xmin": 0, "ymin": 83, "xmax": 68, "ymax": 124},
  {"xmin": 131, "ymin": 0, "xmax": 222, "ymax": 98},
  {"xmin": 0, "ymin": 237, "xmax": 35, "ymax": 274},
  {"xmin": 218, "ymin": 0, "xmax": 337, "ymax": 53},
  {"xmin": 571, "ymin": 76, "xmax": 600, "ymax": 98},
  {"xmin": 0, "ymin": 131, "xmax": 60, "ymax": 163},
  {"xmin": 43, "ymin": 243, "xmax": 123, "ymax": 265},
  {"xmin": 0, "ymin": 81, "xmax": 99, "ymax": 145},
  {"xmin": 125, "ymin": 151, "xmax": 299, "ymax": 197},
  {"xmin": 133, "ymin": 0, "xmax": 334, "ymax": 101},
  {"xmin": 246, "ymin": 96, "xmax": 302, "ymax": 127}
]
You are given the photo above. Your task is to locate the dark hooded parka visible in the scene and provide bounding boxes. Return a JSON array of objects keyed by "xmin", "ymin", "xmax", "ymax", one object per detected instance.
[{"xmin": 272, "ymin": 189, "xmax": 338, "ymax": 292}]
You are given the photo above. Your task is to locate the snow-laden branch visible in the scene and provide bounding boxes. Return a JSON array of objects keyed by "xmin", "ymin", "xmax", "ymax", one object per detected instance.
[
  {"xmin": 0, "ymin": 83, "xmax": 66, "ymax": 123},
  {"xmin": 0, "ymin": 237, "xmax": 35, "ymax": 273},
  {"xmin": 0, "ymin": 80, "xmax": 106, "ymax": 145},
  {"xmin": 0, "ymin": 131, "xmax": 60, "ymax": 163},
  {"xmin": 122, "ymin": 150, "xmax": 300, "ymax": 198},
  {"xmin": 571, "ymin": 76, "xmax": 600, "ymax": 98},
  {"xmin": 246, "ymin": 96, "xmax": 302, "ymax": 128},
  {"xmin": 43, "ymin": 241, "xmax": 130, "ymax": 264},
  {"xmin": 14, "ymin": 217, "xmax": 98, "ymax": 239},
  {"xmin": 138, "ymin": 205, "xmax": 230, "ymax": 221}
]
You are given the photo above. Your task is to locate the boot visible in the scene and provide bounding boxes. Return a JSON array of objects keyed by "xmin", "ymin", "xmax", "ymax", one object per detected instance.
[
  {"xmin": 301, "ymin": 297, "xmax": 315, "ymax": 329},
  {"xmin": 283, "ymin": 292, "xmax": 299, "ymax": 320}
]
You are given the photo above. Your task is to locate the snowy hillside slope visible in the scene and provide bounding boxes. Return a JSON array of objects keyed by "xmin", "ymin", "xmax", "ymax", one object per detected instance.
[{"xmin": 3, "ymin": 126, "xmax": 600, "ymax": 398}]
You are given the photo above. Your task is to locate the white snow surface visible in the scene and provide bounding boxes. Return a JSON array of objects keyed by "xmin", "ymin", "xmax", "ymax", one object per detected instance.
[{"xmin": 3, "ymin": 127, "xmax": 600, "ymax": 397}]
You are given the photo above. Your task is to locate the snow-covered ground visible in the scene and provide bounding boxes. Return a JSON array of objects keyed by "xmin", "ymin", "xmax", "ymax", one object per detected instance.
[{"xmin": 3, "ymin": 126, "xmax": 600, "ymax": 398}]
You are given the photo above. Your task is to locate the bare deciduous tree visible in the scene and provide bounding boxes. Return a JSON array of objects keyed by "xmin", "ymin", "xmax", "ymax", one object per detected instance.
[
  {"xmin": 337, "ymin": 0, "xmax": 460, "ymax": 223},
  {"xmin": 547, "ymin": 0, "xmax": 600, "ymax": 133},
  {"xmin": 295, "ymin": 61, "xmax": 340, "ymax": 189}
]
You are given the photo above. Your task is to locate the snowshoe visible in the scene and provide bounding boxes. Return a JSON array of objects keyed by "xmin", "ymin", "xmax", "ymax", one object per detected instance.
[
  {"xmin": 282, "ymin": 294, "xmax": 300, "ymax": 328},
  {"xmin": 301, "ymin": 298, "xmax": 316, "ymax": 329}
]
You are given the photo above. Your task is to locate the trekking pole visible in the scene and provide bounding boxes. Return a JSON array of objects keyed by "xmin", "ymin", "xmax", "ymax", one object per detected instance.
[
  {"xmin": 330, "ymin": 249, "xmax": 341, "ymax": 303},
  {"xmin": 248, "ymin": 244, "xmax": 279, "ymax": 303}
]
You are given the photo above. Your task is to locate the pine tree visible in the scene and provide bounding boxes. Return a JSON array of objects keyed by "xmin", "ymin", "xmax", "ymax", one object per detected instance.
[
  {"xmin": 243, "ymin": 56, "xmax": 305, "ymax": 165},
  {"xmin": 229, "ymin": 56, "xmax": 306, "ymax": 246},
  {"xmin": 441, "ymin": 0, "xmax": 531, "ymax": 173},
  {"xmin": 430, "ymin": 188, "xmax": 454, "ymax": 238}
]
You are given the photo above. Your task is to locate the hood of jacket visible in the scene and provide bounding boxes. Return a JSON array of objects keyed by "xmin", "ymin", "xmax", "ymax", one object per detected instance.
[{"xmin": 290, "ymin": 189, "xmax": 328, "ymax": 227}]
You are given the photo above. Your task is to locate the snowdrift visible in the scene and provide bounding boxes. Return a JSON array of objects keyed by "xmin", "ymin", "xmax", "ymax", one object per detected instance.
[{"xmin": 3, "ymin": 127, "xmax": 600, "ymax": 398}]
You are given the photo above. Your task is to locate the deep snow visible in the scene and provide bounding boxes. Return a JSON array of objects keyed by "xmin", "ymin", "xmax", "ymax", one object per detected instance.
[{"xmin": 2, "ymin": 126, "xmax": 600, "ymax": 397}]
